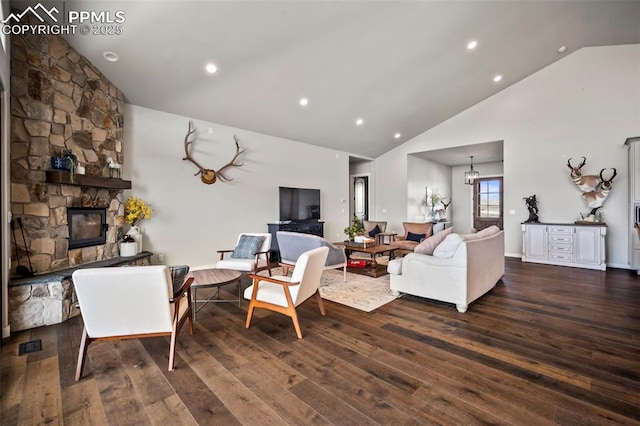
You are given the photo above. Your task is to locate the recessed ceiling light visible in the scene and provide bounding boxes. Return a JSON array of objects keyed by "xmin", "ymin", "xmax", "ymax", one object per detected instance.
[
  {"xmin": 558, "ymin": 46, "xmax": 567, "ymax": 54},
  {"xmin": 102, "ymin": 51, "xmax": 119, "ymax": 63},
  {"xmin": 394, "ymin": 133, "xmax": 401, "ymax": 139},
  {"xmin": 493, "ymin": 75, "xmax": 503, "ymax": 82},
  {"xmin": 299, "ymin": 98, "xmax": 308, "ymax": 106},
  {"xmin": 467, "ymin": 40, "xmax": 478, "ymax": 50},
  {"xmin": 205, "ymin": 63, "xmax": 218, "ymax": 74},
  {"xmin": 355, "ymin": 118, "xmax": 364, "ymax": 126}
]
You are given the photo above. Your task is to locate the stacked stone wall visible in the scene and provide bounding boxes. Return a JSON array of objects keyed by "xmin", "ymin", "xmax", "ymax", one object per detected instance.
[{"xmin": 10, "ymin": 29, "xmax": 126, "ymax": 275}]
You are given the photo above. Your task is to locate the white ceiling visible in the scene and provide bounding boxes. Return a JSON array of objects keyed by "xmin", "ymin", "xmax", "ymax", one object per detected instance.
[
  {"xmin": 414, "ymin": 140, "xmax": 504, "ymax": 167},
  {"xmin": 15, "ymin": 1, "xmax": 640, "ymax": 158}
]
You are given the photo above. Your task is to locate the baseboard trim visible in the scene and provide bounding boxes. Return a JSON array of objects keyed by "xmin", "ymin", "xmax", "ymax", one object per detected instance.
[
  {"xmin": 607, "ymin": 262, "xmax": 632, "ymax": 270},
  {"xmin": 505, "ymin": 253, "xmax": 522, "ymax": 259}
]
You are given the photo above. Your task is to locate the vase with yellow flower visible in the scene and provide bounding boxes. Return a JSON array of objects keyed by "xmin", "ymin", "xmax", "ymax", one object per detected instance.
[{"xmin": 124, "ymin": 196, "xmax": 152, "ymax": 254}]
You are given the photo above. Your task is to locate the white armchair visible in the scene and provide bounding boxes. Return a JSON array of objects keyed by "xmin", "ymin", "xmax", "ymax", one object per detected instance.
[
  {"xmin": 216, "ymin": 232, "xmax": 272, "ymax": 275},
  {"xmin": 72, "ymin": 265, "xmax": 193, "ymax": 380},
  {"xmin": 244, "ymin": 246, "xmax": 329, "ymax": 339}
]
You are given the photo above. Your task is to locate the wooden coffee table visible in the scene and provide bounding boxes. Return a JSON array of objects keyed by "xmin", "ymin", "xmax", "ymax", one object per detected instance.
[
  {"xmin": 187, "ymin": 268, "xmax": 242, "ymax": 320},
  {"xmin": 337, "ymin": 242, "xmax": 396, "ymax": 278}
]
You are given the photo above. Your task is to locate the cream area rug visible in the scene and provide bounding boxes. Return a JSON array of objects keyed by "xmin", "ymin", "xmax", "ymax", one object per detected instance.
[{"xmin": 318, "ymin": 269, "xmax": 399, "ymax": 313}]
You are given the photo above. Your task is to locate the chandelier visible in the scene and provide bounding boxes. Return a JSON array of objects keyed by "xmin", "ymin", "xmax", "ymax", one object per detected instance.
[{"xmin": 464, "ymin": 156, "xmax": 479, "ymax": 185}]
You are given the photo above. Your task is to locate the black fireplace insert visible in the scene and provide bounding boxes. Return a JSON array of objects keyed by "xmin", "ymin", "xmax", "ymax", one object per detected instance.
[{"xmin": 67, "ymin": 207, "xmax": 108, "ymax": 249}]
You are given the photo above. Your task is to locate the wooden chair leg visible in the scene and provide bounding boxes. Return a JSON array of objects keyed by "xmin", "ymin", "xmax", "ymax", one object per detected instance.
[
  {"xmin": 245, "ymin": 302, "xmax": 256, "ymax": 329},
  {"xmin": 316, "ymin": 290, "xmax": 326, "ymax": 316},
  {"xmin": 186, "ymin": 291, "xmax": 194, "ymax": 336},
  {"xmin": 75, "ymin": 326, "xmax": 90, "ymax": 381},
  {"xmin": 169, "ymin": 323, "xmax": 178, "ymax": 371},
  {"xmin": 245, "ymin": 276, "xmax": 262, "ymax": 329},
  {"xmin": 290, "ymin": 308, "xmax": 303, "ymax": 339}
]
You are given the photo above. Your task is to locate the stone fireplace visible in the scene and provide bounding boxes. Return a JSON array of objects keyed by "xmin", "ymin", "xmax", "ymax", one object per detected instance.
[
  {"xmin": 7, "ymin": 27, "xmax": 149, "ymax": 332},
  {"xmin": 10, "ymin": 29, "xmax": 126, "ymax": 276}
]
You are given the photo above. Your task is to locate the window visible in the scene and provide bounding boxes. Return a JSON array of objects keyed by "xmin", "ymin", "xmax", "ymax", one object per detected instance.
[{"xmin": 478, "ymin": 178, "xmax": 501, "ymax": 218}]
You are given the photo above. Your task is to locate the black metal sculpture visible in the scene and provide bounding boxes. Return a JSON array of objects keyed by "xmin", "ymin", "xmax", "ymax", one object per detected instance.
[{"xmin": 523, "ymin": 195, "xmax": 539, "ymax": 223}]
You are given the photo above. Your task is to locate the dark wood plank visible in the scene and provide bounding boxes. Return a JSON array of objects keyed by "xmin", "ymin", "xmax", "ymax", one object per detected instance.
[
  {"xmin": 26, "ymin": 321, "xmax": 59, "ymax": 363},
  {"xmin": 61, "ymin": 378, "xmax": 109, "ymax": 425},
  {"xmin": 0, "ymin": 330, "xmax": 30, "ymax": 426},
  {"xmin": 288, "ymin": 379, "xmax": 377, "ymax": 425},
  {"xmin": 57, "ymin": 315, "xmax": 83, "ymax": 389},
  {"xmin": 141, "ymin": 337, "xmax": 241, "ymax": 425},
  {"xmin": 17, "ymin": 356, "xmax": 62, "ymax": 424},
  {"xmin": 88, "ymin": 340, "xmax": 151, "ymax": 425}
]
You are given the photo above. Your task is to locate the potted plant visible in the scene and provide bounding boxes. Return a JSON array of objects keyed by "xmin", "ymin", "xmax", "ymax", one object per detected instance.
[
  {"xmin": 51, "ymin": 149, "xmax": 78, "ymax": 182},
  {"xmin": 344, "ymin": 215, "xmax": 365, "ymax": 241},
  {"xmin": 124, "ymin": 196, "xmax": 153, "ymax": 254}
]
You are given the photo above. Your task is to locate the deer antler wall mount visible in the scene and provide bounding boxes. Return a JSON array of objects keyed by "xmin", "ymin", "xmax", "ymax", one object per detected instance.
[{"xmin": 182, "ymin": 121, "xmax": 246, "ymax": 185}]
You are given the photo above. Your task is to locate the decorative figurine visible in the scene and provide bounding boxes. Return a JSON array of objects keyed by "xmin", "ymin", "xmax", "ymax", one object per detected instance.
[{"xmin": 523, "ymin": 194, "xmax": 539, "ymax": 223}]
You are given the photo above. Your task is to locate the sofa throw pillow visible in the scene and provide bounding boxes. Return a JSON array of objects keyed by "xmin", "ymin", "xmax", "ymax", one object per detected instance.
[
  {"xmin": 433, "ymin": 233, "xmax": 464, "ymax": 259},
  {"xmin": 368, "ymin": 224, "xmax": 381, "ymax": 237},
  {"xmin": 477, "ymin": 225, "xmax": 501, "ymax": 237},
  {"xmin": 231, "ymin": 235, "xmax": 265, "ymax": 259},
  {"xmin": 460, "ymin": 232, "xmax": 482, "ymax": 241},
  {"xmin": 406, "ymin": 231, "xmax": 426, "ymax": 242},
  {"xmin": 414, "ymin": 227, "xmax": 453, "ymax": 255},
  {"xmin": 168, "ymin": 265, "xmax": 190, "ymax": 294}
]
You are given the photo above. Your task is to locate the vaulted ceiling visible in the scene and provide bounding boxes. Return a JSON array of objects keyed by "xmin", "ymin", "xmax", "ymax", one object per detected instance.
[{"xmin": 15, "ymin": 0, "xmax": 640, "ymax": 158}]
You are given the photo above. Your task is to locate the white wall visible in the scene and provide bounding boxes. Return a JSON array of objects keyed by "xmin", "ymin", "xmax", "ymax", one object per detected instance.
[
  {"xmin": 451, "ymin": 161, "xmax": 504, "ymax": 236},
  {"xmin": 407, "ymin": 155, "xmax": 451, "ymax": 222},
  {"xmin": 374, "ymin": 44, "xmax": 640, "ymax": 268},
  {"xmin": 124, "ymin": 105, "xmax": 350, "ymax": 267}
]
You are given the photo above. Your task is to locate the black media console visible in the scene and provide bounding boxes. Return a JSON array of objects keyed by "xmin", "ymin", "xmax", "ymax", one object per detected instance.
[{"xmin": 267, "ymin": 221, "xmax": 324, "ymax": 262}]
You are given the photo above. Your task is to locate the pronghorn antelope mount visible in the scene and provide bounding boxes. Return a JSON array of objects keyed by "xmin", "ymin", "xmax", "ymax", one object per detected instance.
[
  {"xmin": 567, "ymin": 157, "xmax": 601, "ymax": 192},
  {"xmin": 567, "ymin": 156, "xmax": 617, "ymax": 219},
  {"xmin": 582, "ymin": 168, "xmax": 617, "ymax": 215}
]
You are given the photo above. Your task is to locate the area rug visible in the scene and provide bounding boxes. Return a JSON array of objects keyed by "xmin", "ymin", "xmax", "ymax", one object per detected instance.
[{"xmin": 318, "ymin": 269, "xmax": 399, "ymax": 312}]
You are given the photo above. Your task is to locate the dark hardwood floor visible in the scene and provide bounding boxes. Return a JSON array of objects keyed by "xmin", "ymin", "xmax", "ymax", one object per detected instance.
[{"xmin": 1, "ymin": 258, "xmax": 639, "ymax": 425}]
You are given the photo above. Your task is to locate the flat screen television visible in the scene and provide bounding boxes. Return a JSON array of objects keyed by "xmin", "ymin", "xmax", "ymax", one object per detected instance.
[{"xmin": 279, "ymin": 187, "xmax": 320, "ymax": 222}]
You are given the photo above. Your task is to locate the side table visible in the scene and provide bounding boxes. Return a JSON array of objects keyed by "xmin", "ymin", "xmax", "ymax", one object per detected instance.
[
  {"xmin": 188, "ymin": 268, "xmax": 242, "ymax": 320},
  {"xmin": 376, "ymin": 232, "xmax": 397, "ymax": 245}
]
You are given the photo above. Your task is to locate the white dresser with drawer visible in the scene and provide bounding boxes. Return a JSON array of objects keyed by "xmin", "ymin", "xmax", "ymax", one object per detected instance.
[{"xmin": 522, "ymin": 223, "xmax": 607, "ymax": 270}]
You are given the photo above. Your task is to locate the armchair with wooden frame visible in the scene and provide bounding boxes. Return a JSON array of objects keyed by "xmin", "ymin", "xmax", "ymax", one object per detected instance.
[
  {"xmin": 394, "ymin": 221, "xmax": 434, "ymax": 255},
  {"xmin": 276, "ymin": 231, "xmax": 346, "ymax": 281},
  {"xmin": 216, "ymin": 232, "xmax": 272, "ymax": 276},
  {"xmin": 72, "ymin": 265, "xmax": 194, "ymax": 381},
  {"xmin": 244, "ymin": 246, "xmax": 329, "ymax": 339},
  {"xmin": 363, "ymin": 220, "xmax": 388, "ymax": 244}
]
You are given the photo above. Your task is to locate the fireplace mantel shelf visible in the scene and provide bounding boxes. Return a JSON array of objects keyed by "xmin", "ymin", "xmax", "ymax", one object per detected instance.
[{"xmin": 46, "ymin": 170, "xmax": 132, "ymax": 189}]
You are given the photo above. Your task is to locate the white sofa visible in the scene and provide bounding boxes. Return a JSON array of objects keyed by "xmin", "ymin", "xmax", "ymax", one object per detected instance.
[{"xmin": 387, "ymin": 230, "xmax": 504, "ymax": 313}]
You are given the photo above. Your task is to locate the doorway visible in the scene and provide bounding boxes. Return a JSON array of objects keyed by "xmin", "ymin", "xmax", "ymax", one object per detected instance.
[
  {"xmin": 473, "ymin": 177, "xmax": 503, "ymax": 230},
  {"xmin": 353, "ymin": 176, "xmax": 369, "ymax": 221}
]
